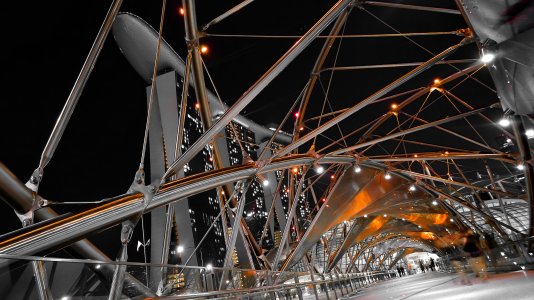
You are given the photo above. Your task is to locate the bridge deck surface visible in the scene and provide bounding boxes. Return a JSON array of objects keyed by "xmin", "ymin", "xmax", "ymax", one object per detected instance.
[{"xmin": 344, "ymin": 270, "xmax": 534, "ymax": 300}]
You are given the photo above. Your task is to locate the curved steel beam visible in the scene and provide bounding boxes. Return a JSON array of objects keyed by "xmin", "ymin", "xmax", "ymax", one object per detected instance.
[
  {"xmin": 164, "ymin": 0, "xmax": 353, "ymax": 179},
  {"xmin": 328, "ymin": 104, "xmax": 497, "ymax": 155},
  {"xmin": 0, "ymin": 155, "xmax": 357, "ymax": 260},
  {"xmin": 0, "ymin": 163, "xmax": 155, "ymax": 297},
  {"xmin": 295, "ymin": 7, "xmax": 352, "ymax": 135},
  {"xmin": 326, "ymin": 216, "xmax": 375, "ymax": 272},
  {"xmin": 347, "ymin": 235, "xmax": 436, "ymax": 272},
  {"xmin": 276, "ymin": 37, "xmax": 474, "ymax": 157}
]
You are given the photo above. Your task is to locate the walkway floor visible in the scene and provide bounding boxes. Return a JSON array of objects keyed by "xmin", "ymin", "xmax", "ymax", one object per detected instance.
[{"xmin": 346, "ymin": 270, "xmax": 534, "ymax": 300}]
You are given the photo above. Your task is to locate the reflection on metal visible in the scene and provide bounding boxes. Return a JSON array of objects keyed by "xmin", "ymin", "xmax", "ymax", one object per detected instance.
[
  {"xmin": 281, "ymin": 164, "xmax": 451, "ymax": 271},
  {"xmin": 31, "ymin": 260, "xmax": 53, "ymax": 300},
  {"xmin": 280, "ymin": 166, "xmax": 376, "ymax": 271}
]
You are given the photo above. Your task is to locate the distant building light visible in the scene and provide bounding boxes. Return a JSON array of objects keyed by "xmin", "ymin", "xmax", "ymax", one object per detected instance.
[{"xmin": 315, "ymin": 165, "xmax": 324, "ymax": 174}]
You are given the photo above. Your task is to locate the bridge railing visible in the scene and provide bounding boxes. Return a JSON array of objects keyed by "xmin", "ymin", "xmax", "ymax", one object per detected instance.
[{"xmin": 0, "ymin": 254, "xmax": 397, "ymax": 299}]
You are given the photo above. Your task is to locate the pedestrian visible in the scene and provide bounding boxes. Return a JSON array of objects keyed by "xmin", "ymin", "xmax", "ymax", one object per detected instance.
[
  {"xmin": 463, "ymin": 230, "xmax": 488, "ymax": 280},
  {"xmin": 481, "ymin": 232, "xmax": 498, "ymax": 272},
  {"xmin": 429, "ymin": 257, "xmax": 436, "ymax": 271},
  {"xmin": 419, "ymin": 260, "xmax": 426, "ymax": 273}
]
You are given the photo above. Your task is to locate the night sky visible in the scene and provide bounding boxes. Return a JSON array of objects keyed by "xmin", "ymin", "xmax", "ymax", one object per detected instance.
[{"xmin": 0, "ymin": 0, "xmax": 511, "ymax": 259}]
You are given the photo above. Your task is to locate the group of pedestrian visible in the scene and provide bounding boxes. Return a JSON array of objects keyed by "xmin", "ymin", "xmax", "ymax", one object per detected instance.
[
  {"xmin": 396, "ymin": 265, "xmax": 406, "ymax": 276},
  {"xmin": 418, "ymin": 257, "xmax": 436, "ymax": 273}
]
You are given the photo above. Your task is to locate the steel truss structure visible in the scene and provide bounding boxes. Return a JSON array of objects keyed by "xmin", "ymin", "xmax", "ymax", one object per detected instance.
[{"xmin": 1, "ymin": 0, "xmax": 533, "ymax": 299}]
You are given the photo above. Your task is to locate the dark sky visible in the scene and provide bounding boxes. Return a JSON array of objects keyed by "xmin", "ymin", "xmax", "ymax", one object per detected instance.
[{"xmin": 0, "ymin": 0, "xmax": 507, "ymax": 258}]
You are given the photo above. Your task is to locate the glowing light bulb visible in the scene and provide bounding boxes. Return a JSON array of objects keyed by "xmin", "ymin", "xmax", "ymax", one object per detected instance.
[
  {"xmin": 409, "ymin": 185, "xmax": 416, "ymax": 191},
  {"xmin": 526, "ymin": 129, "xmax": 534, "ymax": 139},
  {"xmin": 517, "ymin": 163, "xmax": 525, "ymax": 170},
  {"xmin": 391, "ymin": 103, "xmax": 398, "ymax": 110},
  {"xmin": 433, "ymin": 78, "xmax": 441, "ymax": 85},
  {"xmin": 432, "ymin": 200, "xmax": 438, "ymax": 206},
  {"xmin": 384, "ymin": 172, "xmax": 391, "ymax": 180},
  {"xmin": 481, "ymin": 52, "xmax": 495, "ymax": 63},
  {"xmin": 499, "ymin": 118, "xmax": 510, "ymax": 127},
  {"xmin": 262, "ymin": 179, "xmax": 269, "ymax": 187},
  {"xmin": 179, "ymin": 7, "xmax": 184, "ymax": 15},
  {"xmin": 315, "ymin": 165, "xmax": 324, "ymax": 174},
  {"xmin": 200, "ymin": 45, "xmax": 208, "ymax": 54},
  {"xmin": 177, "ymin": 245, "xmax": 184, "ymax": 253},
  {"xmin": 354, "ymin": 165, "xmax": 362, "ymax": 173}
]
